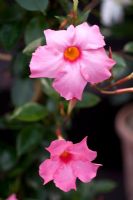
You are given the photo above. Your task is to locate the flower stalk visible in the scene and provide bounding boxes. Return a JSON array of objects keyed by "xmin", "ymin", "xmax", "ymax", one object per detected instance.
[
  {"xmin": 105, "ymin": 72, "xmax": 133, "ymax": 89},
  {"xmin": 95, "ymin": 87, "xmax": 133, "ymax": 95},
  {"xmin": 55, "ymin": 127, "xmax": 64, "ymax": 140},
  {"xmin": 73, "ymin": 0, "xmax": 78, "ymax": 15},
  {"xmin": 67, "ymin": 98, "xmax": 77, "ymax": 117}
]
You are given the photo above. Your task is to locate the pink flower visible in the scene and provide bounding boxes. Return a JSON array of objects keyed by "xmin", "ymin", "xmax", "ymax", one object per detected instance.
[
  {"xmin": 30, "ymin": 22, "xmax": 115, "ymax": 100},
  {"xmin": 39, "ymin": 137, "xmax": 101, "ymax": 192},
  {"xmin": 6, "ymin": 194, "xmax": 18, "ymax": 200}
]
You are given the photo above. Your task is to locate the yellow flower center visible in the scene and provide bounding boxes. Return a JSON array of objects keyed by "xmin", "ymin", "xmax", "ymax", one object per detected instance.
[{"xmin": 64, "ymin": 46, "xmax": 80, "ymax": 62}]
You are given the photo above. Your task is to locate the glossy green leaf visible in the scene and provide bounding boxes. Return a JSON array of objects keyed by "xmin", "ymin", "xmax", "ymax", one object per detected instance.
[
  {"xmin": 23, "ymin": 37, "xmax": 45, "ymax": 55},
  {"xmin": 0, "ymin": 4, "xmax": 25, "ymax": 23},
  {"xmin": 11, "ymin": 102, "xmax": 46, "ymax": 122},
  {"xmin": 11, "ymin": 79, "xmax": 35, "ymax": 107},
  {"xmin": 124, "ymin": 42, "xmax": 133, "ymax": 53},
  {"xmin": 79, "ymin": 180, "xmax": 116, "ymax": 200},
  {"xmin": 41, "ymin": 78, "xmax": 59, "ymax": 99},
  {"xmin": 13, "ymin": 53, "xmax": 29, "ymax": 77},
  {"xmin": 0, "ymin": 179, "xmax": 10, "ymax": 197},
  {"xmin": 77, "ymin": 93, "xmax": 100, "ymax": 108},
  {"xmin": 111, "ymin": 21, "xmax": 133, "ymax": 38},
  {"xmin": 17, "ymin": 124, "xmax": 44, "ymax": 156},
  {"xmin": 0, "ymin": 147, "xmax": 16, "ymax": 171},
  {"xmin": 109, "ymin": 93, "xmax": 132, "ymax": 106},
  {"xmin": 112, "ymin": 53, "xmax": 127, "ymax": 79},
  {"xmin": 0, "ymin": 118, "xmax": 6, "ymax": 129},
  {"xmin": 90, "ymin": 180, "xmax": 117, "ymax": 194},
  {"xmin": 57, "ymin": 0, "xmax": 72, "ymax": 13},
  {"xmin": 0, "ymin": 23, "xmax": 22, "ymax": 50},
  {"xmin": 78, "ymin": 10, "xmax": 90, "ymax": 23},
  {"xmin": 55, "ymin": 16, "xmax": 65, "ymax": 23},
  {"xmin": 15, "ymin": 0, "xmax": 49, "ymax": 13},
  {"xmin": 25, "ymin": 17, "xmax": 44, "ymax": 45}
]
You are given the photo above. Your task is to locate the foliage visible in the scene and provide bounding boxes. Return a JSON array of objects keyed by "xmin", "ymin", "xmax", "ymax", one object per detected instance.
[{"xmin": 0, "ymin": 0, "xmax": 133, "ymax": 199}]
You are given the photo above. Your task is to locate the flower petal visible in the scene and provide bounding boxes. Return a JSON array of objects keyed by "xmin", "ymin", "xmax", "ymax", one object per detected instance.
[
  {"xmin": 67, "ymin": 137, "xmax": 97, "ymax": 161},
  {"xmin": 54, "ymin": 164, "xmax": 76, "ymax": 192},
  {"xmin": 72, "ymin": 160, "xmax": 101, "ymax": 183},
  {"xmin": 30, "ymin": 46, "xmax": 63, "ymax": 78},
  {"xmin": 67, "ymin": 25, "xmax": 75, "ymax": 43},
  {"xmin": 44, "ymin": 29, "xmax": 69, "ymax": 51},
  {"xmin": 46, "ymin": 140, "xmax": 73, "ymax": 157},
  {"xmin": 52, "ymin": 63, "xmax": 87, "ymax": 100},
  {"xmin": 6, "ymin": 194, "xmax": 17, "ymax": 200},
  {"xmin": 80, "ymin": 48, "xmax": 116, "ymax": 84},
  {"xmin": 74, "ymin": 22, "xmax": 105, "ymax": 49},
  {"xmin": 39, "ymin": 159, "xmax": 60, "ymax": 184}
]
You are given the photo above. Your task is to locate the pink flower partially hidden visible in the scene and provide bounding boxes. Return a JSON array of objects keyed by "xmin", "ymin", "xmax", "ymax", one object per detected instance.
[
  {"xmin": 39, "ymin": 137, "xmax": 101, "ymax": 192},
  {"xmin": 6, "ymin": 194, "xmax": 18, "ymax": 200},
  {"xmin": 30, "ymin": 22, "xmax": 116, "ymax": 100}
]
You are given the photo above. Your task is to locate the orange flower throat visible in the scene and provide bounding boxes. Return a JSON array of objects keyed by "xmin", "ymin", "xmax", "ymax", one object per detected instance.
[{"xmin": 64, "ymin": 46, "xmax": 80, "ymax": 62}]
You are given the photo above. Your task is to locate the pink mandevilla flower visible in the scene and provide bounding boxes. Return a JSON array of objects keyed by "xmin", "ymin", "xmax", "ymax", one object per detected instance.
[
  {"xmin": 39, "ymin": 137, "xmax": 101, "ymax": 192},
  {"xmin": 30, "ymin": 22, "xmax": 116, "ymax": 100},
  {"xmin": 6, "ymin": 194, "xmax": 18, "ymax": 200}
]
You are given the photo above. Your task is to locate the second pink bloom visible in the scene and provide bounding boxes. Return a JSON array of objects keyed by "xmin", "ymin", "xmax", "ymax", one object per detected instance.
[{"xmin": 39, "ymin": 137, "xmax": 101, "ymax": 192}]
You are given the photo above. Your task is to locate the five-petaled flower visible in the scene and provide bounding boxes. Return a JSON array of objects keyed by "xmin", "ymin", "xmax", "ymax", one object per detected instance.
[
  {"xmin": 6, "ymin": 194, "xmax": 18, "ymax": 200},
  {"xmin": 39, "ymin": 137, "xmax": 101, "ymax": 192},
  {"xmin": 30, "ymin": 22, "xmax": 116, "ymax": 100}
]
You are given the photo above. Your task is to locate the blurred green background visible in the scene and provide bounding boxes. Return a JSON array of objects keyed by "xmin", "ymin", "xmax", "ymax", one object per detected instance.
[{"xmin": 0, "ymin": 0, "xmax": 133, "ymax": 199}]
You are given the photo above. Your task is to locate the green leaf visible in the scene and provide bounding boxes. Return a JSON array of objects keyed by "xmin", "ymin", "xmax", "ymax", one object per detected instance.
[
  {"xmin": 0, "ymin": 23, "xmax": 22, "ymax": 50},
  {"xmin": 112, "ymin": 53, "xmax": 127, "ymax": 79},
  {"xmin": 55, "ymin": 16, "xmax": 66, "ymax": 23},
  {"xmin": 109, "ymin": 93, "xmax": 132, "ymax": 106},
  {"xmin": 91, "ymin": 180, "xmax": 117, "ymax": 194},
  {"xmin": 11, "ymin": 102, "xmax": 47, "ymax": 122},
  {"xmin": 57, "ymin": 0, "xmax": 72, "ymax": 13},
  {"xmin": 0, "ymin": 4, "xmax": 25, "ymax": 23},
  {"xmin": 25, "ymin": 17, "xmax": 44, "ymax": 45},
  {"xmin": 23, "ymin": 37, "xmax": 45, "ymax": 55},
  {"xmin": 41, "ymin": 78, "xmax": 59, "ymax": 99},
  {"xmin": 0, "ymin": 117, "xmax": 6, "ymax": 129},
  {"xmin": 15, "ymin": 0, "xmax": 49, "ymax": 13},
  {"xmin": 124, "ymin": 42, "xmax": 133, "ymax": 53},
  {"xmin": 77, "ymin": 93, "xmax": 100, "ymax": 108},
  {"xmin": 79, "ymin": 180, "xmax": 116, "ymax": 200},
  {"xmin": 0, "ymin": 147, "xmax": 16, "ymax": 171},
  {"xmin": 13, "ymin": 53, "xmax": 29, "ymax": 77},
  {"xmin": 11, "ymin": 79, "xmax": 35, "ymax": 107},
  {"xmin": 111, "ymin": 21, "xmax": 133, "ymax": 38},
  {"xmin": 17, "ymin": 124, "xmax": 44, "ymax": 156},
  {"xmin": 78, "ymin": 10, "xmax": 90, "ymax": 24}
]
